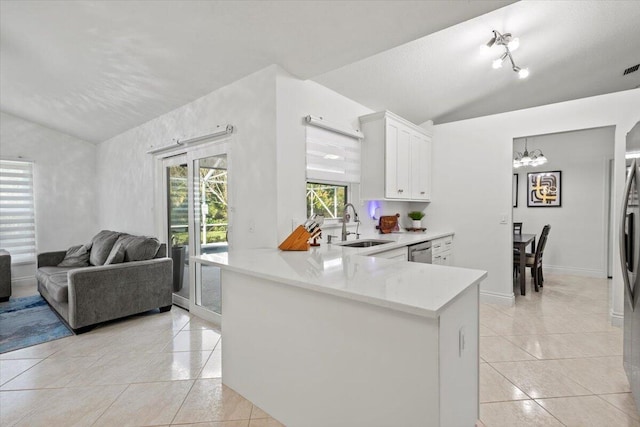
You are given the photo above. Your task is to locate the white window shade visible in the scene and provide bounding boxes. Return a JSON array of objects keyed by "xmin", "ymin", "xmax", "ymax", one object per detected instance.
[
  {"xmin": 306, "ymin": 125, "xmax": 360, "ymax": 183},
  {"xmin": 0, "ymin": 160, "xmax": 36, "ymax": 264}
]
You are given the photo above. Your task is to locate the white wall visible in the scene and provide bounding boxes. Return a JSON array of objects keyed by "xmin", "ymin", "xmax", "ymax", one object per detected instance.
[
  {"xmin": 0, "ymin": 111, "xmax": 97, "ymax": 282},
  {"xmin": 274, "ymin": 70, "xmax": 426, "ymax": 241},
  {"xmin": 513, "ymin": 127, "xmax": 614, "ymax": 277},
  {"xmin": 430, "ymin": 89, "xmax": 640, "ymax": 322},
  {"xmin": 275, "ymin": 69, "xmax": 373, "ymax": 240},
  {"xmin": 96, "ymin": 66, "xmax": 278, "ymax": 249}
]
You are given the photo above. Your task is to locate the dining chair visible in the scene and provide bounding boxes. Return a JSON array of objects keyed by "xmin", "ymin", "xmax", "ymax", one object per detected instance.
[
  {"xmin": 512, "ymin": 222, "xmax": 524, "ymax": 277},
  {"xmin": 513, "ymin": 224, "xmax": 551, "ymax": 292},
  {"xmin": 513, "ymin": 222, "xmax": 523, "ymax": 235}
]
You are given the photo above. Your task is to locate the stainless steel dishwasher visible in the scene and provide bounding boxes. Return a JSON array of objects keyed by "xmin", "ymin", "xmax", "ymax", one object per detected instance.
[{"xmin": 408, "ymin": 241, "xmax": 432, "ymax": 263}]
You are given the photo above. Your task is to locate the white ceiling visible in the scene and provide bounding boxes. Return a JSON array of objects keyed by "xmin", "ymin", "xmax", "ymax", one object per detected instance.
[
  {"xmin": 3, "ymin": 1, "xmax": 639, "ymax": 144},
  {"xmin": 314, "ymin": 1, "xmax": 640, "ymax": 125},
  {"xmin": 0, "ymin": 0, "xmax": 512, "ymax": 143}
]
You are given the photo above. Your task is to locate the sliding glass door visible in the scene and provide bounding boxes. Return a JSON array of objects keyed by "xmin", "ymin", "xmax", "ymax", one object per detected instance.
[
  {"xmin": 164, "ymin": 155, "xmax": 190, "ymax": 310},
  {"xmin": 161, "ymin": 142, "xmax": 229, "ymax": 324},
  {"xmin": 191, "ymin": 152, "xmax": 227, "ymax": 319}
]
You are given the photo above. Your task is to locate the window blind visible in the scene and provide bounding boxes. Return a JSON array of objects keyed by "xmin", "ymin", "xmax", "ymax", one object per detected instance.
[
  {"xmin": 0, "ymin": 160, "xmax": 36, "ymax": 264},
  {"xmin": 306, "ymin": 125, "xmax": 360, "ymax": 183}
]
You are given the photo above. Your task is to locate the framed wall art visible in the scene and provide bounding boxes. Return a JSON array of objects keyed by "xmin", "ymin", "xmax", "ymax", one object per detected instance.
[
  {"xmin": 527, "ymin": 171, "xmax": 561, "ymax": 207},
  {"xmin": 513, "ymin": 174, "xmax": 518, "ymax": 208}
]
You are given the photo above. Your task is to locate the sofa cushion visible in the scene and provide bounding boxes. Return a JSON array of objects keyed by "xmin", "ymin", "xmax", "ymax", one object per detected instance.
[
  {"xmin": 36, "ymin": 266, "xmax": 76, "ymax": 284},
  {"xmin": 114, "ymin": 234, "xmax": 161, "ymax": 262},
  {"xmin": 43, "ymin": 273, "xmax": 69, "ymax": 303},
  {"xmin": 105, "ymin": 242, "xmax": 126, "ymax": 265},
  {"xmin": 58, "ymin": 244, "xmax": 90, "ymax": 267},
  {"xmin": 89, "ymin": 230, "xmax": 121, "ymax": 266}
]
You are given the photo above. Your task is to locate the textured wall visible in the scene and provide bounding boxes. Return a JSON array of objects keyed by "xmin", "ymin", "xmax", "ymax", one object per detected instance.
[
  {"xmin": 0, "ymin": 111, "xmax": 97, "ymax": 281},
  {"xmin": 96, "ymin": 66, "xmax": 278, "ymax": 249},
  {"xmin": 431, "ymin": 89, "xmax": 640, "ymax": 319},
  {"xmin": 274, "ymin": 69, "xmax": 375, "ymax": 241}
]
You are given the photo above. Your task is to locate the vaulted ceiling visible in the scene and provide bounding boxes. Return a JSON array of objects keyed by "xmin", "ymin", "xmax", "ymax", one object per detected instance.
[{"xmin": 2, "ymin": 1, "xmax": 639, "ymax": 144}]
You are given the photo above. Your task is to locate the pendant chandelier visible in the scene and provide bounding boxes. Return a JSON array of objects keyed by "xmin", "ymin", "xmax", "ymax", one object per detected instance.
[{"xmin": 514, "ymin": 138, "xmax": 547, "ymax": 168}]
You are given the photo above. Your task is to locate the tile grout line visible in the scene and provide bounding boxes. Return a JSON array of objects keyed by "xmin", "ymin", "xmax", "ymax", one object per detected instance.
[
  {"xmin": 168, "ymin": 376, "xmax": 200, "ymax": 425},
  {"xmin": 89, "ymin": 383, "xmax": 131, "ymax": 427},
  {"xmin": 592, "ymin": 393, "xmax": 640, "ymax": 421}
]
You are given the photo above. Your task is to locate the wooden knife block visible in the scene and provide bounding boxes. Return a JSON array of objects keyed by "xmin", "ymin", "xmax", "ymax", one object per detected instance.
[{"xmin": 279, "ymin": 225, "xmax": 311, "ymax": 251}]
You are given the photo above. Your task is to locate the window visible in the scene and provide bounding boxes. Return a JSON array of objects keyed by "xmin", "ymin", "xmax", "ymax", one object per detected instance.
[
  {"xmin": 306, "ymin": 124, "xmax": 360, "ymax": 183},
  {"xmin": 306, "ymin": 182, "xmax": 347, "ymax": 220},
  {"xmin": 305, "ymin": 117, "xmax": 360, "ymax": 222},
  {"xmin": 0, "ymin": 159, "xmax": 36, "ymax": 264}
]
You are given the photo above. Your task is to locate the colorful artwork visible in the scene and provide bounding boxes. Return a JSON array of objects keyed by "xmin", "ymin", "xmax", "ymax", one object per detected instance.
[{"xmin": 527, "ymin": 171, "xmax": 561, "ymax": 207}]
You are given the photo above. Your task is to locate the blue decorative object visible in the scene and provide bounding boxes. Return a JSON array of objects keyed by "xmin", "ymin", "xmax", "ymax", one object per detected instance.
[{"xmin": 0, "ymin": 295, "xmax": 73, "ymax": 354}]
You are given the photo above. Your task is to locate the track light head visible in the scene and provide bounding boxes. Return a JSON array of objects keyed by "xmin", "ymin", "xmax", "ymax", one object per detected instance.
[{"xmin": 488, "ymin": 30, "xmax": 529, "ymax": 79}]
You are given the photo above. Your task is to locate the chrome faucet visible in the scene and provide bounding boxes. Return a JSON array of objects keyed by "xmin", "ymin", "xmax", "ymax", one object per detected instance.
[{"xmin": 341, "ymin": 203, "xmax": 360, "ymax": 241}]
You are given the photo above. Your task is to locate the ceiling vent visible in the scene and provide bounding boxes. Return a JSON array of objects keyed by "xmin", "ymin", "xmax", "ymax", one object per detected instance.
[{"xmin": 623, "ymin": 64, "xmax": 640, "ymax": 75}]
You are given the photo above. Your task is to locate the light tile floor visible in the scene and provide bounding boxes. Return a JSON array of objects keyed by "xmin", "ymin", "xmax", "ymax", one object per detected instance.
[
  {"xmin": 0, "ymin": 285, "xmax": 284, "ymax": 427},
  {"xmin": 479, "ymin": 274, "xmax": 640, "ymax": 427},
  {"xmin": 3, "ymin": 275, "xmax": 640, "ymax": 426}
]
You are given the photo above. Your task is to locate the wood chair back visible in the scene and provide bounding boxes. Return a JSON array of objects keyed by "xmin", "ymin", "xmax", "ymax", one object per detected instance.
[
  {"xmin": 513, "ymin": 222, "xmax": 523, "ymax": 235},
  {"xmin": 534, "ymin": 224, "xmax": 551, "ymax": 267}
]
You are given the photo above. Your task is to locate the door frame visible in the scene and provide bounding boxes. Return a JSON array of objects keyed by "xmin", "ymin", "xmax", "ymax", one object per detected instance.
[{"xmin": 161, "ymin": 154, "xmax": 190, "ymax": 310}]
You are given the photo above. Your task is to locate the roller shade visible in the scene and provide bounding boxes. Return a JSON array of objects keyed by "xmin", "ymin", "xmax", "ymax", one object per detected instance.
[
  {"xmin": 0, "ymin": 160, "xmax": 36, "ymax": 264},
  {"xmin": 306, "ymin": 125, "xmax": 360, "ymax": 183}
]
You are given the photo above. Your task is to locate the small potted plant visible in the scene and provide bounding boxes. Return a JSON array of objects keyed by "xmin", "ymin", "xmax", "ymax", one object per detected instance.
[{"xmin": 408, "ymin": 211, "xmax": 425, "ymax": 229}]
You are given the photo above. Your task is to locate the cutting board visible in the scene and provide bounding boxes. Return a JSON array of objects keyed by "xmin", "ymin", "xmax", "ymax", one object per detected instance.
[{"xmin": 378, "ymin": 213, "xmax": 400, "ymax": 234}]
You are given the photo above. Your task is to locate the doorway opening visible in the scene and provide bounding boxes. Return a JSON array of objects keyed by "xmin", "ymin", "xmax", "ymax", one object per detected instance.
[{"xmin": 511, "ymin": 126, "xmax": 615, "ymax": 294}]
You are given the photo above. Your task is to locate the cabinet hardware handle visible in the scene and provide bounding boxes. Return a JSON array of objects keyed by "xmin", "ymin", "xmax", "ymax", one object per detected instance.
[
  {"xmin": 420, "ymin": 191, "xmax": 425, "ymax": 194},
  {"xmin": 398, "ymin": 189, "xmax": 404, "ymax": 193}
]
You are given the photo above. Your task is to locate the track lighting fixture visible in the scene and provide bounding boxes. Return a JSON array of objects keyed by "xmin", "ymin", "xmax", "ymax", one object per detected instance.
[{"xmin": 486, "ymin": 30, "xmax": 529, "ymax": 79}]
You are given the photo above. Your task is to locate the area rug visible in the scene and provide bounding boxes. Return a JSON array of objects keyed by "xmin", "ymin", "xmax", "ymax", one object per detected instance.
[{"xmin": 0, "ymin": 295, "xmax": 73, "ymax": 354}]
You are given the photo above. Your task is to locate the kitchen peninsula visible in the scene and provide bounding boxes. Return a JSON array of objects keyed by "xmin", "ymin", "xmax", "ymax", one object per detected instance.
[{"xmin": 194, "ymin": 231, "xmax": 487, "ymax": 427}]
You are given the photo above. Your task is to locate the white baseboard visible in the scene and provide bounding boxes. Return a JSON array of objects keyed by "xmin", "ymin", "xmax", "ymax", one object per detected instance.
[
  {"xmin": 610, "ymin": 310, "xmax": 624, "ymax": 328},
  {"xmin": 480, "ymin": 290, "xmax": 515, "ymax": 306},
  {"xmin": 543, "ymin": 264, "xmax": 606, "ymax": 278},
  {"xmin": 12, "ymin": 275, "xmax": 36, "ymax": 287}
]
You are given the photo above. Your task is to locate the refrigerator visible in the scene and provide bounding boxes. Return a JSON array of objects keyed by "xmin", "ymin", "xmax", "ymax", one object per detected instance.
[{"xmin": 620, "ymin": 120, "xmax": 640, "ymax": 412}]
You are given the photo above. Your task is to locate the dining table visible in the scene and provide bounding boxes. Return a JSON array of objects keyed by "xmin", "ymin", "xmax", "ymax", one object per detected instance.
[{"xmin": 514, "ymin": 233, "xmax": 536, "ymax": 295}]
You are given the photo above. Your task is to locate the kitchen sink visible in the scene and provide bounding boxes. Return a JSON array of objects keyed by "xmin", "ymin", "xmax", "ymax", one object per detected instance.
[{"xmin": 336, "ymin": 239, "xmax": 393, "ymax": 248}]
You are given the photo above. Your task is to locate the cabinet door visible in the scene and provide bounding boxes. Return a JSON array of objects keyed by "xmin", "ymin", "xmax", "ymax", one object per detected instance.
[
  {"xmin": 441, "ymin": 253, "xmax": 452, "ymax": 266},
  {"xmin": 370, "ymin": 246, "xmax": 409, "ymax": 260},
  {"xmin": 439, "ymin": 285, "xmax": 479, "ymax": 426},
  {"xmin": 410, "ymin": 133, "xmax": 431, "ymax": 200},
  {"xmin": 385, "ymin": 119, "xmax": 411, "ymax": 199}
]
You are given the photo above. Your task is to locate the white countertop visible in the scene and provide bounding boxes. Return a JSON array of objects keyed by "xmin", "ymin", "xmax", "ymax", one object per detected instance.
[{"xmin": 193, "ymin": 230, "xmax": 487, "ymax": 318}]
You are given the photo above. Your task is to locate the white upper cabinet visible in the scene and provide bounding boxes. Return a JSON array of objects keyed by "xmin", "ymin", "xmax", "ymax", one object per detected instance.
[{"xmin": 360, "ymin": 111, "xmax": 432, "ymax": 201}]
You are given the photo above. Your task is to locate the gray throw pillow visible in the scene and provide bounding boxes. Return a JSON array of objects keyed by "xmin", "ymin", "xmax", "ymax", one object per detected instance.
[
  {"xmin": 89, "ymin": 230, "xmax": 121, "ymax": 266},
  {"xmin": 58, "ymin": 244, "xmax": 90, "ymax": 267},
  {"xmin": 123, "ymin": 236, "xmax": 161, "ymax": 261},
  {"xmin": 104, "ymin": 242, "xmax": 126, "ymax": 265}
]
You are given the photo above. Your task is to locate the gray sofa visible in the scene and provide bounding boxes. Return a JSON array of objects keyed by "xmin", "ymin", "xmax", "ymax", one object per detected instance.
[
  {"xmin": 0, "ymin": 249, "xmax": 10, "ymax": 302},
  {"xmin": 37, "ymin": 230, "xmax": 173, "ymax": 333}
]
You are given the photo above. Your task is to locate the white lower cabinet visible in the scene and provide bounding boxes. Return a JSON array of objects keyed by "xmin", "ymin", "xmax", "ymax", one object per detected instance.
[
  {"xmin": 432, "ymin": 235, "xmax": 454, "ymax": 266},
  {"xmin": 368, "ymin": 246, "xmax": 408, "ymax": 261},
  {"xmin": 439, "ymin": 284, "xmax": 479, "ymax": 426}
]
